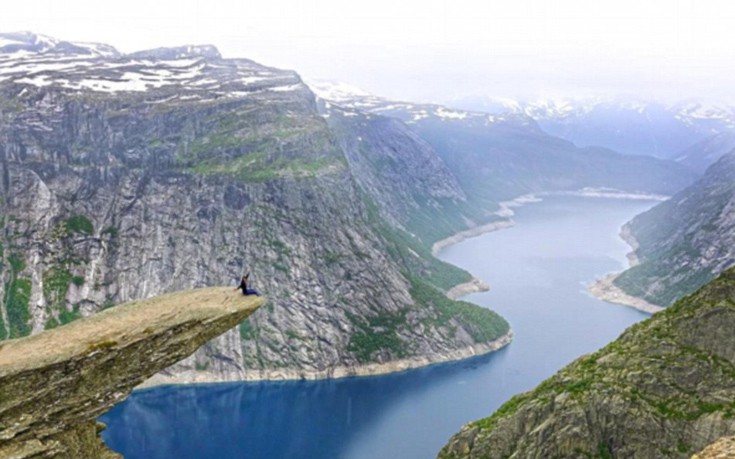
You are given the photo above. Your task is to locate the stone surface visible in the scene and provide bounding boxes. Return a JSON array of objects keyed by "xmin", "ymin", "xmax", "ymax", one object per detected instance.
[
  {"xmin": 0, "ymin": 287, "xmax": 263, "ymax": 459},
  {"xmin": 693, "ymin": 436, "xmax": 735, "ymax": 459}
]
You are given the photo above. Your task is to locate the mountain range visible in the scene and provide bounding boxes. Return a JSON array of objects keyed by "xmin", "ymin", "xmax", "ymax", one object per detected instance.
[
  {"xmin": 3, "ymin": 30, "xmax": 735, "ymax": 459},
  {"xmin": 0, "ymin": 33, "xmax": 700, "ymax": 384},
  {"xmin": 447, "ymin": 94, "xmax": 735, "ymax": 161}
]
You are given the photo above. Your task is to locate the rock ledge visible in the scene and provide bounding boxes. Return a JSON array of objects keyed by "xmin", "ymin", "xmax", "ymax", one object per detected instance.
[{"xmin": 0, "ymin": 287, "xmax": 263, "ymax": 459}]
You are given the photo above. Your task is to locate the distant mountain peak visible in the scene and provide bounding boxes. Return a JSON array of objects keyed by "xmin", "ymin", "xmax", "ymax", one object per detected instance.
[
  {"xmin": 127, "ymin": 44, "xmax": 222, "ymax": 61},
  {"xmin": 0, "ymin": 33, "xmax": 301, "ymax": 100},
  {"xmin": 0, "ymin": 31, "xmax": 59, "ymax": 54},
  {"xmin": 0, "ymin": 31, "xmax": 121, "ymax": 58},
  {"xmin": 0, "ymin": 32, "xmax": 224, "ymax": 61},
  {"xmin": 307, "ymin": 80, "xmax": 372, "ymax": 103},
  {"xmin": 308, "ymin": 79, "xmax": 526, "ymax": 128}
]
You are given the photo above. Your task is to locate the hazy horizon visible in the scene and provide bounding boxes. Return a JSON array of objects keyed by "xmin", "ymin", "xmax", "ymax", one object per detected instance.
[{"xmin": 3, "ymin": 0, "xmax": 735, "ymax": 105}]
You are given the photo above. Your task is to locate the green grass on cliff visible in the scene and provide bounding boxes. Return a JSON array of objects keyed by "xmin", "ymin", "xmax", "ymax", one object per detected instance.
[
  {"xmin": 347, "ymin": 310, "xmax": 408, "ymax": 362},
  {"xmin": 2, "ymin": 253, "xmax": 32, "ymax": 339},
  {"xmin": 64, "ymin": 215, "xmax": 94, "ymax": 236},
  {"xmin": 345, "ymin": 273, "xmax": 510, "ymax": 363},
  {"xmin": 407, "ymin": 274, "xmax": 509, "ymax": 343},
  {"xmin": 177, "ymin": 110, "xmax": 346, "ymax": 182},
  {"xmin": 361, "ymin": 193, "xmax": 473, "ymax": 292},
  {"xmin": 188, "ymin": 151, "xmax": 344, "ymax": 182},
  {"xmin": 406, "ymin": 196, "xmax": 499, "ymax": 247}
]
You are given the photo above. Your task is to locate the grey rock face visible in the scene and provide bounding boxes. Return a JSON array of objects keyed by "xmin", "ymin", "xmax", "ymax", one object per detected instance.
[{"xmin": 323, "ymin": 103, "xmax": 470, "ymax": 237}]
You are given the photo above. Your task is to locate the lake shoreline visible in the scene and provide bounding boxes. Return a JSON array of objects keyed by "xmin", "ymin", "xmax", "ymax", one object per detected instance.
[
  {"xmin": 586, "ymin": 223, "xmax": 665, "ymax": 314},
  {"xmin": 140, "ymin": 331, "xmax": 513, "ymax": 387},
  {"xmin": 446, "ymin": 277, "xmax": 490, "ymax": 299}
]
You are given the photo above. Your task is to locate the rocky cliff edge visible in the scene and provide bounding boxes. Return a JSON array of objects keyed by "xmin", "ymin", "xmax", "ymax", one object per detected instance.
[{"xmin": 0, "ymin": 287, "xmax": 263, "ymax": 459}]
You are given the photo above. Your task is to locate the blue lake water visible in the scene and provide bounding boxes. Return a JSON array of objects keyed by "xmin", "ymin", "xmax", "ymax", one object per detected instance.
[{"xmin": 101, "ymin": 196, "xmax": 654, "ymax": 459}]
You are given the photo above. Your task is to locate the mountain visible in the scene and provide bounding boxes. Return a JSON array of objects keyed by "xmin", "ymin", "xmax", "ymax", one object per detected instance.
[
  {"xmin": 311, "ymin": 82, "xmax": 697, "ymax": 211},
  {"xmin": 0, "ymin": 33, "xmax": 510, "ymax": 382},
  {"xmin": 612, "ymin": 151, "xmax": 735, "ymax": 306},
  {"xmin": 676, "ymin": 131, "xmax": 735, "ymax": 174},
  {"xmin": 0, "ymin": 35, "xmax": 699, "ymax": 384},
  {"xmin": 0, "ymin": 30, "xmax": 119, "ymax": 57},
  {"xmin": 318, "ymin": 100, "xmax": 493, "ymax": 245},
  {"xmin": 438, "ymin": 267, "xmax": 735, "ymax": 459},
  {"xmin": 448, "ymin": 95, "xmax": 735, "ymax": 160}
]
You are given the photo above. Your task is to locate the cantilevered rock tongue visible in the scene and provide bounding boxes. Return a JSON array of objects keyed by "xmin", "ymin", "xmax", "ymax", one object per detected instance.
[{"xmin": 0, "ymin": 287, "xmax": 263, "ymax": 459}]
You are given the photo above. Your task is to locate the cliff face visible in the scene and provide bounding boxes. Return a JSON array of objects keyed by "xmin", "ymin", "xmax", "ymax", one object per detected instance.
[
  {"xmin": 614, "ymin": 151, "xmax": 735, "ymax": 306},
  {"xmin": 0, "ymin": 287, "xmax": 263, "ymax": 459},
  {"xmin": 322, "ymin": 103, "xmax": 479, "ymax": 243},
  {"xmin": 0, "ymin": 33, "xmax": 510, "ymax": 383},
  {"xmin": 438, "ymin": 267, "xmax": 735, "ymax": 459}
]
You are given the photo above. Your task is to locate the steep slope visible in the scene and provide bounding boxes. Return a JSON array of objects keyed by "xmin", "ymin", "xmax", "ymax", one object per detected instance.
[
  {"xmin": 0, "ymin": 288, "xmax": 262, "ymax": 459},
  {"xmin": 676, "ymin": 132, "xmax": 735, "ymax": 174},
  {"xmin": 321, "ymin": 101, "xmax": 496, "ymax": 247},
  {"xmin": 438, "ymin": 267, "xmax": 735, "ymax": 459},
  {"xmin": 0, "ymin": 33, "xmax": 509, "ymax": 383},
  {"xmin": 614, "ymin": 151, "xmax": 735, "ymax": 306}
]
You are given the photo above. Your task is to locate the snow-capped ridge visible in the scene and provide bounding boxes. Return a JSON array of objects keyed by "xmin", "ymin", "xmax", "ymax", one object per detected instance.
[
  {"xmin": 128, "ymin": 45, "xmax": 222, "ymax": 61},
  {"xmin": 0, "ymin": 31, "xmax": 59, "ymax": 54},
  {"xmin": 0, "ymin": 32, "xmax": 304, "ymax": 100},
  {"xmin": 309, "ymin": 79, "xmax": 524, "ymax": 127}
]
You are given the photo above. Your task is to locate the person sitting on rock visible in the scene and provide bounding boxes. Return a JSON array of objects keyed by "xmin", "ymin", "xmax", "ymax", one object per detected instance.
[{"xmin": 234, "ymin": 273, "xmax": 258, "ymax": 296}]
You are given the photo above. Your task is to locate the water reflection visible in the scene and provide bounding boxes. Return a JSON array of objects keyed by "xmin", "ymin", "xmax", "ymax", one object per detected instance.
[{"xmin": 102, "ymin": 347, "xmax": 511, "ymax": 459}]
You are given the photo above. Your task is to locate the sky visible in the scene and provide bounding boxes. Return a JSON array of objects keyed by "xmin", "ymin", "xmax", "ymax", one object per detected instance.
[{"xmin": 3, "ymin": 0, "xmax": 735, "ymax": 104}]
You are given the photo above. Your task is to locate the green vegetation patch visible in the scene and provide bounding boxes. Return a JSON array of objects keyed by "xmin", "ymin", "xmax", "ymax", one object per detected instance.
[
  {"xmin": 347, "ymin": 311, "xmax": 408, "ymax": 362},
  {"xmin": 239, "ymin": 320, "xmax": 255, "ymax": 340},
  {"xmin": 406, "ymin": 195, "xmax": 494, "ymax": 246},
  {"xmin": 189, "ymin": 151, "xmax": 343, "ymax": 182},
  {"xmin": 101, "ymin": 225, "xmax": 119, "ymax": 238},
  {"xmin": 615, "ymin": 259, "xmax": 716, "ymax": 307},
  {"xmin": 65, "ymin": 215, "xmax": 94, "ymax": 236},
  {"xmin": 6, "ymin": 278, "xmax": 31, "ymax": 338},
  {"xmin": 3, "ymin": 252, "xmax": 31, "ymax": 339},
  {"xmin": 44, "ymin": 267, "xmax": 74, "ymax": 308},
  {"xmin": 408, "ymin": 274, "xmax": 509, "ymax": 343},
  {"xmin": 177, "ymin": 110, "xmax": 344, "ymax": 182},
  {"xmin": 361, "ymin": 193, "xmax": 473, "ymax": 292}
]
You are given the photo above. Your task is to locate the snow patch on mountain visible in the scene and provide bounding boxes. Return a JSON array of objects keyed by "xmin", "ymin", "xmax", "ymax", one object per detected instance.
[
  {"xmin": 308, "ymin": 79, "xmax": 515, "ymax": 127},
  {"xmin": 0, "ymin": 33, "xmax": 305, "ymax": 100}
]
